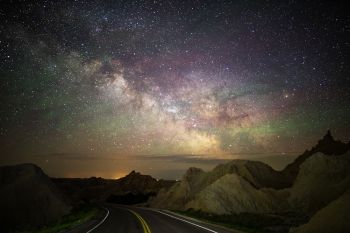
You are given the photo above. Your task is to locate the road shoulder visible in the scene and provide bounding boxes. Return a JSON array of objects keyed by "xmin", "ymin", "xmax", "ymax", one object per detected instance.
[
  {"xmin": 148, "ymin": 208, "xmax": 244, "ymax": 233},
  {"xmin": 63, "ymin": 207, "xmax": 108, "ymax": 233}
]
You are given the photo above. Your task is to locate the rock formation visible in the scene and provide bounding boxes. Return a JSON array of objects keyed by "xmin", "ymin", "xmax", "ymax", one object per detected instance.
[
  {"xmin": 151, "ymin": 131, "xmax": 350, "ymax": 232},
  {"xmin": 0, "ymin": 164, "xmax": 71, "ymax": 232},
  {"xmin": 53, "ymin": 170, "xmax": 175, "ymax": 203}
]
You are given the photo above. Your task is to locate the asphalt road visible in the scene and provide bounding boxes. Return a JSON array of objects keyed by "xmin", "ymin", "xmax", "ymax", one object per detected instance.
[{"xmin": 74, "ymin": 204, "xmax": 240, "ymax": 233}]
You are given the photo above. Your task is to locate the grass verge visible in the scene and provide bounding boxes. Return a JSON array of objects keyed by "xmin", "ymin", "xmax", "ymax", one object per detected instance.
[{"xmin": 23, "ymin": 205, "xmax": 99, "ymax": 233}]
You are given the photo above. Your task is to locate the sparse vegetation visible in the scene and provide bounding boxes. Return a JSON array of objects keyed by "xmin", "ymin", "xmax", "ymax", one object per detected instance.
[
  {"xmin": 23, "ymin": 205, "xmax": 99, "ymax": 233},
  {"xmin": 174, "ymin": 209, "xmax": 309, "ymax": 233}
]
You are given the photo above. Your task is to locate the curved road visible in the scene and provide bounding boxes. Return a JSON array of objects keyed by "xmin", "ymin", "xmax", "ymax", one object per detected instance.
[{"xmin": 73, "ymin": 204, "xmax": 240, "ymax": 233}]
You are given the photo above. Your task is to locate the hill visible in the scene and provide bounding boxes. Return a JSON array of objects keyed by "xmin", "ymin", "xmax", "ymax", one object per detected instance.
[
  {"xmin": 0, "ymin": 163, "xmax": 71, "ymax": 232},
  {"xmin": 281, "ymin": 130, "xmax": 350, "ymax": 187},
  {"xmin": 53, "ymin": 170, "xmax": 176, "ymax": 204},
  {"xmin": 151, "ymin": 131, "xmax": 350, "ymax": 232}
]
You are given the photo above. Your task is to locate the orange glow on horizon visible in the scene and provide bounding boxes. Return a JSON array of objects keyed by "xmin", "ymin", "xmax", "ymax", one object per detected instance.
[{"xmin": 113, "ymin": 172, "xmax": 128, "ymax": 179}]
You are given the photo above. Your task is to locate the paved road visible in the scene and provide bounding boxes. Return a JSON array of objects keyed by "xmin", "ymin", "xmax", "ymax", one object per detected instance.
[{"xmin": 74, "ymin": 204, "xmax": 240, "ymax": 233}]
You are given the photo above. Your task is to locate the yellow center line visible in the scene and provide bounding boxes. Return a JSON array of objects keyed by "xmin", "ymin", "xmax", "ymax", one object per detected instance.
[{"xmin": 128, "ymin": 209, "xmax": 152, "ymax": 233}]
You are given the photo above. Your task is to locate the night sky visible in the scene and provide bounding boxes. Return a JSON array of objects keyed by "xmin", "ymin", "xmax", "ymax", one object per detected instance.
[{"xmin": 0, "ymin": 0, "xmax": 349, "ymax": 179}]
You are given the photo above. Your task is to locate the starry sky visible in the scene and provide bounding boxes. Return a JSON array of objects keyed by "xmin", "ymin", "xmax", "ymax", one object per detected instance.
[{"xmin": 0, "ymin": 0, "xmax": 349, "ymax": 179}]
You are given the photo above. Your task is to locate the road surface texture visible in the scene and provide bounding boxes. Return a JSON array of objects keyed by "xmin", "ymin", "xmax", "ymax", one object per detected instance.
[{"xmin": 69, "ymin": 203, "xmax": 241, "ymax": 233}]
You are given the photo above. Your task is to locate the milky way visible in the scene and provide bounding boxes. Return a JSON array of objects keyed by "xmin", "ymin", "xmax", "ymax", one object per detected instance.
[{"xmin": 0, "ymin": 1, "xmax": 349, "ymax": 178}]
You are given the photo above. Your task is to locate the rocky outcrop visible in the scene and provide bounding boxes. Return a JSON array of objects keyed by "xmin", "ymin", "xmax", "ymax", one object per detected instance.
[
  {"xmin": 185, "ymin": 173, "xmax": 288, "ymax": 214},
  {"xmin": 151, "ymin": 160, "xmax": 288, "ymax": 211},
  {"xmin": 288, "ymin": 152, "xmax": 350, "ymax": 215},
  {"xmin": 54, "ymin": 170, "xmax": 176, "ymax": 203},
  {"xmin": 151, "ymin": 131, "xmax": 350, "ymax": 222},
  {"xmin": 0, "ymin": 164, "xmax": 71, "ymax": 232},
  {"xmin": 211, "ymin": 160, "xmax": 287, "ymax": 189},
  {"xmin": 150, "ymin": 167, "xmax": 205, "ymax": 209},
  {"xmin": 111, "ymin": 170, "xmax": 166, "ymax": 194},
  {"xmin": 290, "ymin": 188, "xmax": 350, "ymax": 233},
  {"xmin": 281, "ymin": 130, "xmax": 350, "ymax": 187}
]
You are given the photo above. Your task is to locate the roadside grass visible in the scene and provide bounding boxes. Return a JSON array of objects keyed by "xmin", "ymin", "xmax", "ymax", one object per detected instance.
[
  {"xmin": 173, "ymin": 209, "xmax": 308, "ymax": 233},
  {"xmin": 23, "ymin": 205, "xmax": 99, "ymax": 233}
]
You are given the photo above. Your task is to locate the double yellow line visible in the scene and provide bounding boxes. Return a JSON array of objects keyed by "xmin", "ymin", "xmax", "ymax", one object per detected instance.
[{"xmin": 128, "ymin": 209, "xmax": 152, "ymax": 233}]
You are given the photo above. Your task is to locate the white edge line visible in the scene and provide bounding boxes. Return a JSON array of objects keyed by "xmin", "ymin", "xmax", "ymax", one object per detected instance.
[
  {"xmin": 156, "ymin": 210, "xmax": 218, "ymax": 233},
  {"xmin": 86, "ymin": 207, "xmax": 109, "ymax": 233}
]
